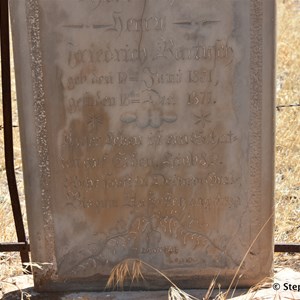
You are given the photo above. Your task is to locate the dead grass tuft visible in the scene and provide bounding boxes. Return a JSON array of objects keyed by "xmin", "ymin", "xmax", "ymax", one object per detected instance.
[
  {"xmin": 106, "ymin": 213, "xmax": 274, "ymax": 299},
  {"xmin": 106, "ymin": 259, "xmax": 144, "ymax": 289},
  {"xmin": 106, "ymin": 258, "xmax": 199, "ymax": 299},
  {"xmin": 106, "ymin": 258, "xmax": 272, "ymax": 300}
]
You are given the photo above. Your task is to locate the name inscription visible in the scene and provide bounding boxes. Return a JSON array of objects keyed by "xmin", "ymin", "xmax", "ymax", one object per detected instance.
[{"xmin": 66, "ymin": 40, "xmax": 233, "ymax": 68}]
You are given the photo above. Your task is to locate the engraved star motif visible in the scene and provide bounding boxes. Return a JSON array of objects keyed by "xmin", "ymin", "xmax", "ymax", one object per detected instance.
[
  {"xmin": 193, "ymin": 112, "xmax": 211, "ymax": 128},
  {"xmin": 88, "ymin": 113, "xmax": 102, "ymax": 131}
]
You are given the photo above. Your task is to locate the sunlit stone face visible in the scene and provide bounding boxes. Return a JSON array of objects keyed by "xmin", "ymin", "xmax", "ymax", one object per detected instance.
[{"xmin": 10, "ymin": 0, "xmax": 275, "ymax": 291}]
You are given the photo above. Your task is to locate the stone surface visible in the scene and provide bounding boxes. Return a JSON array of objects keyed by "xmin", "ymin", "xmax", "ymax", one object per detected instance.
[
  {"xmin": 2, "ymin": 270, "xmax": 300, "ymax": 300},
  {"xmin": 2, "ymin": 283, "xmax": 244, "ymax": 300},
  {"xmin": 10, "ymin": 0, "xmax": 275, "ymax": 292}
]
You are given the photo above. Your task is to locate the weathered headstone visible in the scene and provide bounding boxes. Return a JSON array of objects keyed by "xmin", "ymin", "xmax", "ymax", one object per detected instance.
[{"xmin": 10, "ymin": 0, "xmax": 275, "ymax": 293}]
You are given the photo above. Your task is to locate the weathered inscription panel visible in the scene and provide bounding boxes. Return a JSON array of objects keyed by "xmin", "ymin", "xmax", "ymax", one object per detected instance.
[{"xmin": 10, "ymin": 0, "xmax": 275, "ymax": 291}]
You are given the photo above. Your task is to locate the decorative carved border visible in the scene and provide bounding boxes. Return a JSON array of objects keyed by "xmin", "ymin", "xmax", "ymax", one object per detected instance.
[
  {"xmin": 249, "ymin": 0, "xmax": 263, "ymax": 252},
  {"xmin": 26, "ymin": 0, "xmax": 56, "ymax": 279}
]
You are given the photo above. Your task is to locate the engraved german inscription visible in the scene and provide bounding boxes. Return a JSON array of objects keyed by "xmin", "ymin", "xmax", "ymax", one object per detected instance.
[{"xmin": 11, "ymin": 0, "xmax": 275, "ymax": 290}]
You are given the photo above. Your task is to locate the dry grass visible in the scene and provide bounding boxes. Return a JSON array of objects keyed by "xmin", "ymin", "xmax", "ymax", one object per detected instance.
[
  {"xmin": 274, "ymin": 0, "xmax": 300, "ymax": 269},
  {"xmin": 105, "ymin": 258, "xmax": 275, "ymax": 300},
  {"xmin": 106, "ymin": 259, "xmax": 145, "ymax": 289},
  {"xmin": 106, "ymin": 214, "xmax": 274, "ymax": 299},
  {"xmin": 0, "ymin": 0, "xmax": 299, "ymax": 287},
  {"xmin": 106, "ymin": 259, "xmax": 203, "ymax": 300}
]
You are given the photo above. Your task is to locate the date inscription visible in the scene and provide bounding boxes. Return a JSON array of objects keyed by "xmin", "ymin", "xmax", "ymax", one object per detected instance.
[{"xmin": 54, "ymin": 0, "xmax": 243, "ymax": 269}]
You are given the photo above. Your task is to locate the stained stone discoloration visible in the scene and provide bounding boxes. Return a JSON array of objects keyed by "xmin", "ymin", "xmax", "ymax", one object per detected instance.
[{"xmin": 10, "ymin": 0, "xmax": 275, "ymax": 292}]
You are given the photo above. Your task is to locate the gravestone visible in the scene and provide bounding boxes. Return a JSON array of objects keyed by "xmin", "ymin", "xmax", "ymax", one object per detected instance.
[{"xmin": 10, "ymin": 0, "xmax": 275, "ymax": 293}]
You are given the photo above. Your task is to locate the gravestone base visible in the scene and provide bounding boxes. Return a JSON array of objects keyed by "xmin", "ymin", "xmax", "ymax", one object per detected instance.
[
  {"xmin": 3, "ymin": 290, "xmax": 249, "ymax": 300},
  {"xmin": 0, "ymin": 275, "xmax": 249, "ymax": 299},
  {"xmin": 2, "ymin": 276, "xmax": 249, "ymax": 300},
  {"xmin": 1, "ymin": 290, "xmax": 229, "ymax": 300},
  {"xmin": 3, "ymin": 269, "xmax": 300, "ymax": 300}
]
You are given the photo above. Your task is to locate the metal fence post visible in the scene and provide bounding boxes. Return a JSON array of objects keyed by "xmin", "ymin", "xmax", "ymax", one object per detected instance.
[{"xmin": 0, "ymin": 0, "xmax": 31, "ymax": 273}]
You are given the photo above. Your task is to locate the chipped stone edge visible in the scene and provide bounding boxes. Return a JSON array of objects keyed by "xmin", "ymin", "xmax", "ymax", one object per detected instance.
[
  {"xmin": 249, "ymin": 0, "xmax": 263, "ymax": 258},
  {"xmin": 25, "ymin": 0, "xmax": 57, "ymax": 283},
  {"xmin": 248, "ymin": 0, "xmax": 275, "ymax": 276}
]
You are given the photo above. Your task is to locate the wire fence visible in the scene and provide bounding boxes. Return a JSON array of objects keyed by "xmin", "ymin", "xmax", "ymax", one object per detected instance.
[{"xmin": 276, "ymin": 103, "xmax": 300, "ymax": 110}]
